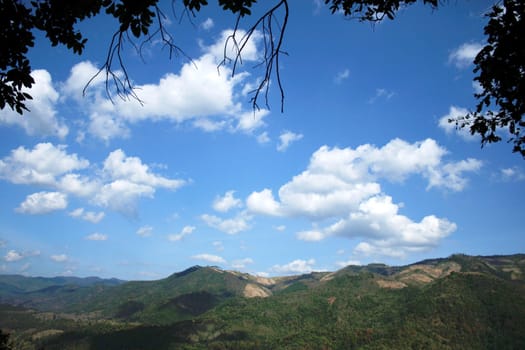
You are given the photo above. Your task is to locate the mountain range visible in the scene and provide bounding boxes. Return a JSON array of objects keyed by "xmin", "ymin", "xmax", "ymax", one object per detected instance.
[{"xmin": 1, "ymin": 253, "xmax": 524, "ymax": 349}]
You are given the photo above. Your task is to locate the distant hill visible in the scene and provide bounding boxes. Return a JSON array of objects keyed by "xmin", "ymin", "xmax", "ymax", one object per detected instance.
[{"xmin": 1, "ymin": 254, "xmax": 524, "ymax": 349}]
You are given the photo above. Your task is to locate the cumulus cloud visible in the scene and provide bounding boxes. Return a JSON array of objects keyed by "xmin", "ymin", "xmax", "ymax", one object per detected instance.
[
  {"xmin": 201, "ymin": 18, "xmax": 214, "ymax": 30},
  {"xmin": 69, "ymin": 208, "xmax": 105, "ymax": 223},
  {"xmin": 0, "ymin": 143, "xmax": 186, "ymax": 217},
  {"xmin": 298, "ymin": 195, "xmax": 457, "ymax": 257},
  {"xmin": 277, "ymin": 131, "xmax": 303, "ymax": 152},
  {"xmin": 499, "ymin": 167, "xmax": 525, "ymax": 182},
  {"xmin": 85, "ymin": 233, "xmax": 108, "ymax": 241},
  {"xmin": 201, "ymin": 212, "xmax": 251, "ymax": 234},
  {"xmin": 168, "ymin": 225, "xmax": 195, "ymax": 241},
  {"xmin": 449, "ymin": 42, "xmax": 483, "ymax": 68},
  {"xmin": 16, "ymin": 191, "xmax": 68, "ymax": 214},
  {"xmin": 50, "ymin": 254, "xmax": 68, "ymax": 262},
  {"xmin": 271, "ymin": 259, "xmax": 317, "ymax": 275},
  {"xmin": 0, "ymin": 70, "xmax": 68, "ymax": 138},
  {"xmin": 191, "ymin": 253, "xmax": 226, "ymax": 264},
  {"xmin": 231, "ymin": 258, "xmax": 254, "ymax": 269},
  {"xmin": 247, "ymin": 138, "xmax": 480, "ymax": 259},
  {"xmin": 103, "ymin": 149, "xmax": 184, "ymax": 189},
  {"xmin": 257, "ymin": 131, "xmax": 270, "ymax": 144},
  {"xmin": 94, "ymin": 148, "xmax": 186, "ymax": 213},
  {"xmin": 137, "ymin": 225, "xmax": 153, "ymax": 237},
  {"xmin": 246, "ymin": 188, "xmax": 282, "ymax": 216},
  {"xmin": 4, "ymin": 250, "xmax": 23, "ymax": 262},
  {"xmin": 0, "ymin": 143, "xmax": 89, "ymax": 186},
  {"xmin": 205, "ymin": 29, "xmax": 262, "ymax": 63},
  {"xmin": 61, "ymin": 29, "xmax": 269, "ymax": 142},
  {"xmin": 438, "ymin": 106, "xmax": 477, "ymax": 141},
  {"xmin": 213, "ymin": 191, "xmax": 242, "ymax": 212}
]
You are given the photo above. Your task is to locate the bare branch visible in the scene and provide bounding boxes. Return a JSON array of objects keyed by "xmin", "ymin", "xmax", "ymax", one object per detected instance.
[{"xmin": 219, "ymin": 0, "xmax": 289, "ymax": 112}]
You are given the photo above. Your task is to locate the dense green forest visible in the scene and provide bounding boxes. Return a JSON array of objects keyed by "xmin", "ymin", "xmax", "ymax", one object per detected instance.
[{"xmin": 1, "ymin": 254, "xmax": 524, "ymax": 349}]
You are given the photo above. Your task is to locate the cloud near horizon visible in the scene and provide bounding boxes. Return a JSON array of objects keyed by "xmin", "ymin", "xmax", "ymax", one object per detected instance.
[{"xmin": 247, "ymin": 138, "xmax": 481, "ymax": 258}]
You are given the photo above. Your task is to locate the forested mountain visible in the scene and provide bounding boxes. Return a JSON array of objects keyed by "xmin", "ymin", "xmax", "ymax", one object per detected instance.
[{"xmin": 1, "ymin": 254, "xmax": 524, "ymax": 349}]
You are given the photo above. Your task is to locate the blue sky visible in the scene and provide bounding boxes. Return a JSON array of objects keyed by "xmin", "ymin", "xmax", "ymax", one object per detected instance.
[{"xmin": 0, "ymin": 0, "xmax": 523, "ymax": 280}]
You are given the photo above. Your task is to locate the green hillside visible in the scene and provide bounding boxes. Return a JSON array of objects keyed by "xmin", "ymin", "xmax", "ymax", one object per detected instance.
[{"xmin": 1, "ymin": 254, "xmax": 524, "ymax": 349}]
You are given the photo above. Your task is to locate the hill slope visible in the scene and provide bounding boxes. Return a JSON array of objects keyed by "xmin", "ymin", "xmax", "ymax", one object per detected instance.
[{"xmin": 1, "ymin": 254, "xmax": 524, "ymax": 349}]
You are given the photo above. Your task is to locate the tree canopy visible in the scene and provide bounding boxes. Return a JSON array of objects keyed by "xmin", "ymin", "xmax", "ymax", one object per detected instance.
[{"xmin": 1, "ymin": 0, "xmax": 524, "ymax": 156}]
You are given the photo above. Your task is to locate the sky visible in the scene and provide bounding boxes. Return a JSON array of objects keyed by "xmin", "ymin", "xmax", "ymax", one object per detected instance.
[{"xmin": 0, "ymin": 0, "xmax": 523, "ymax": 280}]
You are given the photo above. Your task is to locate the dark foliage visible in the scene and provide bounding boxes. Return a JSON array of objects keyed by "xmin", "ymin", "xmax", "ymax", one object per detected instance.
[
  {"xmin": 115, "ymin": 300, "xmax": 145, "ymax": 319},
  {"xmin": 468, "ymin": 0, "xmax": 525, "ymax": 156},
  {"xmin": 325, "ymin": 0, "xmax": 439, "ymax": 21},
  {"xmin": 0, "ymin": 329, "xmax": 12, "ymax": 350}
]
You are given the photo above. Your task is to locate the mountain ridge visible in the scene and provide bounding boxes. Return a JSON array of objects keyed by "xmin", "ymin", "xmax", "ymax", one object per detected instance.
[{"xmin": 1, "ymin": 253, "xmax": 524, "ymax": 349}]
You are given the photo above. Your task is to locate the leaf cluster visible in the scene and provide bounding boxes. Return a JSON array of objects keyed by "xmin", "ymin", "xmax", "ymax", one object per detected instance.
[
  {"xmin": 325, "ymin": 0, "xmax": 438, "ymax": 21},
  {"xmin": 468, "ymin": 0, "xmax": 525, "ymax": 156}
]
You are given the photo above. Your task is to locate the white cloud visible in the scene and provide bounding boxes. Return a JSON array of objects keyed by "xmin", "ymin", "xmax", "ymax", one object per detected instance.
[
  {"xmin": 426, "ymin": 158, "xmax": 482, "ymax": 191},
  {"xmin": 301, "ymin": 195, "xmax": 457, "ymax": 256},
  {"xmin": 69, "ymin": 208, "xmax": 105, "ymax": 223},
  {"xmin": 201, "ymin": 212, "xmax": 251, "ymax": 234},
  {"xmin": 85, "ymin": 233, "xmax": 108, "ymax": 241},
  {"xmin": 88, "ymin": 112, "xmax": 131, "ymax": 142},
  {"xmin": 271, "ymin": 259, "xmax": 317, "ymax": 275},
  {"xmin": 94, "ymin": 180, "xmax": 155, "ymax": 215},
  {"xmin": 246, "ymin": 189, "xmax": 282, "ymax": 216},
  {"xmin": 205, "ymin": 29, "xmax": 262, "ymax": 63},
  {"xmin": 94, "ymin": 149, "xmax": 186, "ymax": 215},
  {"xmin": 438, "ymin": 106, "xmax": 477, "ymax": 141},
  {"xmin": 472, "ymin": 80, "xmax": 483, "ymax": 94},
  {"xmin": 60, "ymin": 28, "xmax": 269, "ymax": 142},
  {"xmin": 277, "ymin": 131, "xmax": 303, "ymax": 152},
  {"xmin": 168, "ymin": 225, "xmax": 195, "ymax": 241},
  {"xmin": 191, "ymin": 253, "xmax": 226, "ymax": 264},
  {"xmin": 0, "ymin": 143, "xmax": 89, "ymax": 186},
  {"xmin": 0, "ymin": 70, "xmax": 68, "ymax": 138},
  {"xmin": 248, "ymin": 138, "xmax": 480, "ymax": 259},
  {"xmin": 274, "ymin": 225, "xmax": 286, "ymax": 232},
  {"xmin": 137, "ymin": 225, "xmax": 153, "ymax": 237},
  {"xmin": 213, "ymin": 191, "xmax": 242, "ymax": 212},
  {"xmin": 449, "ymin": 42, "xmax": 483, "ymax": 68},
  {"xmin": 50, "ymin": 254, "xmax": 68, "ymax": 262},
  {"xmin": 103, "ymin": 149, "xmax": 184, "ymax": 189},
  {"xmin": 16, "ymin": 191, "xmax": 67, "ymax": 214},
  {"xmin": 296, "ymin": 230, "xmax": 325, "ymax": 242},
  {"xmin": 334, "ymin": 68, "xmax": 350, "ymax": 84},
  {"xmin": 231, "ymin": 258, "xmax": 254, "ymax": 269},
  {"xmin": 499, "ymin": 167, "xmax": 525, "ymax": 181},
  {"xmin": 257, "ymin": 131, "xmax": 270, "ymax": 144},
  {"xmin": 4, "ymin": 250, "xmax": 23, "ymax": 262},
  {"xmin": 201, "ymin": 18, "xmax": 214, "ymax": 30},
  {"xmin": 235, "ymin": 109, "xmax": 269, "ymax": 134},
  {"xmin": 0, "ymin": 143, "xmax": 185, "ymax": 217},
  {"xmin": 368, "ymin": 88, "xmax": 395, "ymax": 104},
  {"xmin": 62, "ymin": 60, "xmax": 105, "ymax": 100}
]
